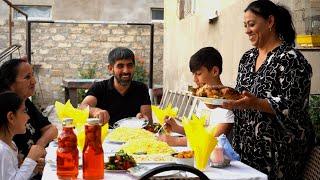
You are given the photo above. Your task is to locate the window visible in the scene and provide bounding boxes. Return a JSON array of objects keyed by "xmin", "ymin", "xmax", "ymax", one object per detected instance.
[
  {"xmin": 151, "ymin": 8, "xmax": 164, "ymax": 21},
  {"xmin": 177, "ymin": 0, "xmax": 196, "ymax": 20},
  {"xmin": 13, "ymin": 5, "xmax": 52, "ymax": 20}
]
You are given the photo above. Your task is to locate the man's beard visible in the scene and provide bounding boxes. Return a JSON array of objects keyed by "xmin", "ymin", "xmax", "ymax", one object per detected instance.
[{"xmin": 114, "ymin": 73, "xmax": 133, "ymax": 87}]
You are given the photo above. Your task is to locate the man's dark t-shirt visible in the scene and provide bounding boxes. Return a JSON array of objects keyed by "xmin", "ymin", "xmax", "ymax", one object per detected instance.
[{"xmin": 85, "ymin": 77, "xmax": 151, "ymax": 127}]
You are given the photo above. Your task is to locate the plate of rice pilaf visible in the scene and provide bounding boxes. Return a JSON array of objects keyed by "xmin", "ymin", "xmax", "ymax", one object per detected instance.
[
  {"xmin": 120, "ymin": 138, "xmax": 175, "ymax": 155},
  {"xmin": 106, "ymin": 127, "xmax": 156, "ymax": 144}
]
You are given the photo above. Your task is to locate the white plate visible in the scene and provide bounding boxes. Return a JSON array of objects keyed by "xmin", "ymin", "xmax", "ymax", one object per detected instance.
[
  {"xmin": 105, "ymin": 169, "xmax": 128, "ymax": 173},
  {"xmin": 113, "ymin": 117, "xmax": 148, "ymax": 128},
  {"xmin": 105, "ymin": 140, "xmax": 126, "ymax": 144},
  {"xmin": 133, "ymin": 154, "xmax": 175, "ymax": 164},
  {"xmin": 197, "ymin": 97, "xmax": 232, "ymax": 105}
]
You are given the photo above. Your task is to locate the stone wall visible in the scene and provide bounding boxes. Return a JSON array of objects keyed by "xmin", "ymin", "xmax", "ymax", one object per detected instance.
[{"xmin": 0, "ymin": 21, "xmax": 163, "ymax": 108}]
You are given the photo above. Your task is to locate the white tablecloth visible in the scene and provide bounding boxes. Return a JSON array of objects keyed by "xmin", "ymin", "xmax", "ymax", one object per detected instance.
[{"xmin": 42, "ymin": 141, "xmax": 268, "ymax": 180}]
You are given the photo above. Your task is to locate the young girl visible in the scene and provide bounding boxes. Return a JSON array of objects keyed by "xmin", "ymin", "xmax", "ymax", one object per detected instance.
[{"xmin": 0, "ymin": 91, "xmax": 46, "ymax": 180}]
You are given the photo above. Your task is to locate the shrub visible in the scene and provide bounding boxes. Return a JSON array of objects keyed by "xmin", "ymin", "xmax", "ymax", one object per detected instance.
[
  {"xmin": 133, "ymin": 57, "xmax": 148, "ymax": 84},
  {"xmin": 309, "ymin": 94, "xmax": 320, "ymax": 139},
  {"xmin": 77, "ymin": 63, "xmax": 97, "ymax": 103}
]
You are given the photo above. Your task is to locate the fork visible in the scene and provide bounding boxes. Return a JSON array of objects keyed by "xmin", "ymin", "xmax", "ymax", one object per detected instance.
[{"xmin": 155, "ymin": 123, "xmax": 167, "ymax": 136}]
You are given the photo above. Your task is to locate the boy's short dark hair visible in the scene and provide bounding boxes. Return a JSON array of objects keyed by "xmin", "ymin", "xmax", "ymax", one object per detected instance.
[
  {"xmin": 108, "ymin": 47, "xmax": 135, "ymax": 65},
  {"xmin": 189, "ymin": 47, "xmax": 223, "ymax": 74}
]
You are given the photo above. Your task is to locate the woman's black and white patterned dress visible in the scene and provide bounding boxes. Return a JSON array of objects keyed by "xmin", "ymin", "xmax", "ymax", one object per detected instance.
[{"xmin": 233, "ymin": 44, "xmax": 315, "ymax": 179}]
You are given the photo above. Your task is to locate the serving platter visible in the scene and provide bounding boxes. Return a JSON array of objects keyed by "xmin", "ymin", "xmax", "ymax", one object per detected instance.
[{"xmin": 196, "ymin": 96, "xmax": 232, "ymax": 105}]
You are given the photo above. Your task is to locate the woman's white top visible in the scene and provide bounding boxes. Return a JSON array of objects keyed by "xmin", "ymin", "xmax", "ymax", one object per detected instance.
[
  {"xmin": 196, "ymin": 101, "xmax": 234, "ymax": 125},
  {"xmin": 0, "ymin": 140, "xmax": 36, "ymax": 180}
]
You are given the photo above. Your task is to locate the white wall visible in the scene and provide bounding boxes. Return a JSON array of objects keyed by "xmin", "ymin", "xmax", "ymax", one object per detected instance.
[{"xmin": 163, "ymin": 0, "xmax": 251, "ymax": 91}]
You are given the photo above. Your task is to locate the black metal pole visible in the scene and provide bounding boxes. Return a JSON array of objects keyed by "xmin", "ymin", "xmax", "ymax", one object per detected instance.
[
  {"xmin": 26, "ymin": 20, "xmax": 54, "ymax": 63},
  {"xmin": 27, "ymin": 21, "xmax": 31, "ymax": 63},
  {"xmin": 149, "ymin": 24, "xmax": 154, "ymax": 89}
]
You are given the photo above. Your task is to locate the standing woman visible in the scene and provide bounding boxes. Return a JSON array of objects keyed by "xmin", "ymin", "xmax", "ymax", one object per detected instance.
[
  {"xmin": 222, "ymin": 0, "xmax": 315, "ymax": 179},
  {"xmin": 0, "ymin": 58, "xmax": 58, "ymax": 179}
]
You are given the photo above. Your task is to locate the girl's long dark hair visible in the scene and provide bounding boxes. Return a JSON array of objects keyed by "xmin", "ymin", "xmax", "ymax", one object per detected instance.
[{"xmin": 0, "ymin": 91, "xmax": 23, "ymax": 136}]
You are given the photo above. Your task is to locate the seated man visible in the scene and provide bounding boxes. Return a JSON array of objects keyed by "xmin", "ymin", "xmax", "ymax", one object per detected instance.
[
  {"xmin": 159, "ymin": 47, "xmax": 234, "ymax": 146},
  {"xmin": 80, "ymin": 47, "xmax": 152, "ymax": 127}
]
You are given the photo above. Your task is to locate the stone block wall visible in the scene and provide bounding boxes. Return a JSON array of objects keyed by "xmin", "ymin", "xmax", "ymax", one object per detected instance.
[{"xmin": 0, "ymin": 21, "xmax": 163, "ymax": 108}]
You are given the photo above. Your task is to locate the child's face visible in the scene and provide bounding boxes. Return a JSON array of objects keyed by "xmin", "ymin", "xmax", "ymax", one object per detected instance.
[
  {"xmin": 12, "ymin": 103, "xmax": 30, "ymax": 134},
  {"xmin": 192, "ymin": 66, "xmax": 217, "ymax": 86}
]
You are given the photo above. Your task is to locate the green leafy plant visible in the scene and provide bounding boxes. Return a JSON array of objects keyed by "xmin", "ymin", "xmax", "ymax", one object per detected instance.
[
  {"xmin": 309, "ymin": 94, "xmax": 320, "ymax": 139},
  {"xmin": 77, "ymin": 63, "xmax": 97, "ymax": 103},
  {"xmin": 133, "ymin": 57, "xmax": 148, "ymax": 84}
]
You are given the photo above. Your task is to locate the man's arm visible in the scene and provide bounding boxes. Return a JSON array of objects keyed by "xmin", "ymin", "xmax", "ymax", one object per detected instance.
[
  {"xmin": 80, "ymin": 95, "xmax": 110, "ymax": 125},
  {"xmin": 36, "ymin": 124, "xmax": 58, "ymax": 147},
  {"xmin": 139, "ymin": 105, "xmax": 153, "ymax": 124}
]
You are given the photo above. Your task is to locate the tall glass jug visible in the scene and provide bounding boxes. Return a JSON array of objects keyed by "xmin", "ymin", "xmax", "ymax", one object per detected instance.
[
  {"xmin": 83, "ymin": 118, "xmax": 104, "ymax": 179},
  {"xmin": 57, "ymin": 118, "xmax": 79, "ymax": 178}
]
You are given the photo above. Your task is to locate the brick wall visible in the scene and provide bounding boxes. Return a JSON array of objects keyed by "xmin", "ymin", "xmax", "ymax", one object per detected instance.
[{"xmin": 0, "ymin": 21, "xmax": 163, "ymax": 108}]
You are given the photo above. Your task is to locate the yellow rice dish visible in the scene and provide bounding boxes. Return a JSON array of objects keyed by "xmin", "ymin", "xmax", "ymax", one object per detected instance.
[
  {"xmin": 121, "ymin": 138, "xmax": 175, "ymax": 155},
  {"xmin": 107, "ymin": 127, "xmax": 155, "ymax": 142}
]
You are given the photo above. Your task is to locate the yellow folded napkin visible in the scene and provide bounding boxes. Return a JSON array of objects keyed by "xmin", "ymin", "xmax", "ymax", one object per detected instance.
[
  {"xmin": 55, "ymin": 100, "xmax": 88, "ymax": 128},
  {"xmin": 151, "ymin": 104, "xmax": 178, "ymax": 125},
  {"xmin": 55, "ymin": 100, "xmax": 108, "ymax": 151},
  {"xmin": 182, "ymin": 114, "xmax": 217, "ymax": 171}
]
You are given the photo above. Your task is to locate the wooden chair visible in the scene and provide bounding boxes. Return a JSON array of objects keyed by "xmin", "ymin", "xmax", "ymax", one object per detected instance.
[{"xmin": 303, "ymin": 145, "xmax": 320, "ymax": 180}]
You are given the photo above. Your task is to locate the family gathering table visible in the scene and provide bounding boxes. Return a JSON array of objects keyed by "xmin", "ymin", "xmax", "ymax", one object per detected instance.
[{"xmin": 43, "ymin": 139, "xmax": 268, "ymax": 180}]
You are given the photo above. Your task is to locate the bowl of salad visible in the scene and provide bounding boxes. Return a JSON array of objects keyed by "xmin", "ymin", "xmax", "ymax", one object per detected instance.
[{"xmin": 105, "ymin": 150, "xmax": 137, "ymax": 171}]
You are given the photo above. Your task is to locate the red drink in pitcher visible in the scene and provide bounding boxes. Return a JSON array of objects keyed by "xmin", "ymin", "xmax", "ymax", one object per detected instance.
[
  {"xmin": 57, "ymin": 118, "xmax": 79, "ymax": 178},
  {"xmin": 83, "ymin": 118, "xmax": 104, "ymax": 179}
]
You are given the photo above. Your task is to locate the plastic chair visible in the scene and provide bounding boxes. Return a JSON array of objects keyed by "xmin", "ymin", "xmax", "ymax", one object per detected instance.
[{"xmin": 138, "ymin": 163, "xmax": 209, "ymax": 180}]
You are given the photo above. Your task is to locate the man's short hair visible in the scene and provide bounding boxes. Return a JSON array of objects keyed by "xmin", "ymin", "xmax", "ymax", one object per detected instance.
[
  {"xmin": 108, "ymin": 47, "xmax": 135, "ymax": 65},
  {"xmin": 189, "ymin": 47, "xmax": 223, "ymax": 74}
]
